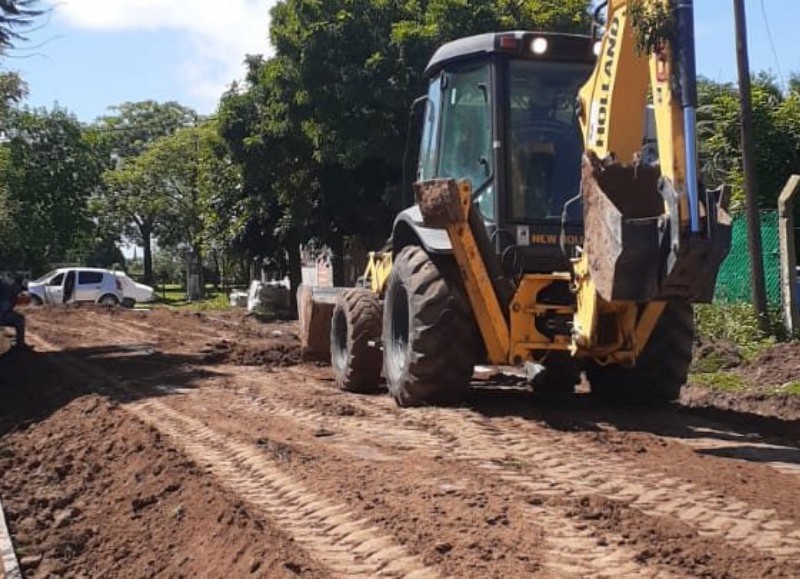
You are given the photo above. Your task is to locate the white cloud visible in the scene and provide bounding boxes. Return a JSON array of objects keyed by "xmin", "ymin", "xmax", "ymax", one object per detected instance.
[{"xmin": 50, "ymin": 0, "xmax": 275, "ymax": 110}]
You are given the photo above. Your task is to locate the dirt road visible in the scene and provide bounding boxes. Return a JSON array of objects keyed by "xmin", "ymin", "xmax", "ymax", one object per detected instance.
[{"xmin": 1, "ymin": 306, "xmax": 800, "ymax": 577}]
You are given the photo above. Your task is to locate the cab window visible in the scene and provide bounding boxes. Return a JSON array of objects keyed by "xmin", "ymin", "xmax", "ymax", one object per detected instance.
[
  {"xmin": 507, "ymin": 60, "xmax": 591, "ymax": 222},
  {"xmin": 417, "ymin": 75, "xmax": 442, "ymax": 181},
  {"xmin": 48, "ymin": 273, "xmax": 64, "ymax": 286},
  {"xmin": 438, "ymin": 61, "xmax": 494, "ymax": 220}
]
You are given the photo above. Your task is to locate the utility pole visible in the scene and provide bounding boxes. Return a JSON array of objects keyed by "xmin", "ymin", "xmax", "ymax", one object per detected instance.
[{"xmin": 733, "ymin": 0, "xmax": 769, "ymax": 333}]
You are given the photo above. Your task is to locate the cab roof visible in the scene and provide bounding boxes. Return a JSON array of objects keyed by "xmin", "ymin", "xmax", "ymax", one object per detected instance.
[{"xmin": 424, "ymin": 31, "xmax": 596, "ymax": 79}]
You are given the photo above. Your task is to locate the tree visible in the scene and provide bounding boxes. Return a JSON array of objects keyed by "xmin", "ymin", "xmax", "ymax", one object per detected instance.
[
  {"xmin": 221, "ymin": 0, "xmax": 594, "ymax": 298},
  {"xmin": 97, "ymin": 100, "xmax": 198, "ymax": 158},
  {"xmin": 0, "ymin": 0, "xmax": 44, "ymax": 52},
  {"xmin": 0, "ymin": 106, "xmax": 104, "ymax": 271},
  {"xmin": 267, "ymin": 0, "xmax": 594, "ymax": 282},
  {"xmin": 96, "ymin": 100, "xmax": 198, "ymax": 282},
  {"xmin": 102, "ymin": 159, "xmax": 164, "ymax": 283},
  {"xmin": 124, "ymin": 122, "xmax": 241, "ymax": 299},
  {"xmin": 219, "ymin": 55, "xmax": 316, "ymax": 301}
]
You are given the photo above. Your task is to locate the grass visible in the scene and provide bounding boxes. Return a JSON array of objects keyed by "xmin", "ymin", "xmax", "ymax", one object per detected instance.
[
  {"xmin": 690, "ymin": 374, "xmax": 800, "ymax": 397},
  {"xmin": 779, "ymin": 382, "xmax": 800, "ymax": 396},
  {"xmin": 144, "ymin": 284, "xmax": 235, "ymax": 311},
  {"xmin": 690, "ymin": 372, "xmax": 747, "ymax": 392},
  {"xmin": 694, "ymin": 302, "xmax": 777, "ymax": 361},
  {"xmin": 690, "ymin": 353, "xmax": 732, "ymax": 374}
]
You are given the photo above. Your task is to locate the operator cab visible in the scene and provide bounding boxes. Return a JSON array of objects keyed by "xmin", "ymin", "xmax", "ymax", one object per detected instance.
[{"xmin": 413, "ymin": 31, "xmax": 596, "ymax": 273}]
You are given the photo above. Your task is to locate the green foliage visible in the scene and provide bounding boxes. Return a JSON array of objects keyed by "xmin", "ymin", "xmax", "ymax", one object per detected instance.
[
  {"xmin": 139, "ymin": 122, "xmax": 240, "ymax": 254},
  {"xmin": 97, "ymin": 101, "xmax": 198, "ymax": 158},
  {"xmin": 151, "ymin": 284, "xmax": 229, "ymax": 311},
  {"xmin": 221, "ymin": 0, "xmax": 593, "ymax": 291},
  {"xmin": 694, "ymin": 303, "xmax": 776, "ymax": 360},
  {"xmin": 153, "ymin": 249, "xmax": 184, "ymax": 285},
  {"xmin": 698, "ymin": 75, "xmax": 800, "ymax": 212},
  {"xmin": 691, "ymin": 372, "xmax": 747, "ymax": 392},
  {"xmin": 628, "ymin": 0, "xmax": 675, "ymax": 55},
  {"xmin": 96, "ymin": 100, "xmax": 200, "ymax": 282},
  {"xmin": 0, "ymin": 106, "xmax": 105, "ymax": 271},
  {"xmin": 0, "ymin": 70, "xmax": 25, "ymax": 124}
]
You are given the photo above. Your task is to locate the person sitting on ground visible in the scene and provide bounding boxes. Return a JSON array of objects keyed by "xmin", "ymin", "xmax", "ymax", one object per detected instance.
[{"xmin": 0, "ymin": 276, "xmax": 31, "ymax": 350}]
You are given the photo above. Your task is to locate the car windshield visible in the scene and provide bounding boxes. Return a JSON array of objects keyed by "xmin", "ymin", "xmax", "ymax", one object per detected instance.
[
  {"xmin": 506, "ymin": 59, "xmax": 592, "ymax": 223},
  {"xmin": 32, "ymin": 270, "xmax": 59, "ymax": 284}
]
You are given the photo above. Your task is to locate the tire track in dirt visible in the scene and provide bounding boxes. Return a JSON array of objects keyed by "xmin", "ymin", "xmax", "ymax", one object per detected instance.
[
  {"xmin": 252, "ymin": 370, "xmax": 800, "ymax": 564},
  {"xmin": 438, "ymin": 414, "xmax": 800, "ymax": 561},
  {"xmin": 31, "ymin": 315, "xmax": 154, "ymax": 349},
  {"xmin": 119, "ymin": 315, "xmax": 221, "ymax": 343},
  {"xmin": 25, "ymin": 332, "xmax": 439, "ymax": 579},
  {"xmin": 83, "ymin": 311, "xmax": 156, "ymax": 342},
  {"xmin": 217, "ymin": 375, "xmax": 679, "ymax": 578},
  {"xmin": 127, "ymin": 399, "xmax": 439, "ymax": 579}
]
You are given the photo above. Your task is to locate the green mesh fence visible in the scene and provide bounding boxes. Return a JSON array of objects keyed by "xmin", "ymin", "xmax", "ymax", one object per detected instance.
[{"xmin": 714, "ymin": 211, "xmax": 782, "ymax": 306}]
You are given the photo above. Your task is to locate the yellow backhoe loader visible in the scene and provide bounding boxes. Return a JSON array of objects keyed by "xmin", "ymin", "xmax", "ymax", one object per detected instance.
[{"xmin": 299, "ymin": 0, "xmax": 731, "ymax": 406}]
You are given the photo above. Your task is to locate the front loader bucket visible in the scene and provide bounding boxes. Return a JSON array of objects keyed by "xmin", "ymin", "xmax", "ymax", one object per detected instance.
[
  {"xmin": 297, "ymin": 285, "xmax": 341, "ymax": 362},
  {"xmin": 582, "ymin": 154, "xmax": 667, "ymax": 302},
  {"xmin": 581, "ymin": 153, "xmax": 731, "ymax": 303}
]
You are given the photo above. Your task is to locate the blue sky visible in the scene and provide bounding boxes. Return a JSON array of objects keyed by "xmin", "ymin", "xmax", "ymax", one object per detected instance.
[{"xmin": 4, "ymin": 0, "xmax": 800, "ymax": 124}]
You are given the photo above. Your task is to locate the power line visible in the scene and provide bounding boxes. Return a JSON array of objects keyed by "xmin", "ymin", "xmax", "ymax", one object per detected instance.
[{"xmin": 759, "ymin": 0, "xmax": 785, "ymax": 92}]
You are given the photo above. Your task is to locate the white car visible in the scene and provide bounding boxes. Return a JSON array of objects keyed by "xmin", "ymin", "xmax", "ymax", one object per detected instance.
[
  {"xmin": 27, "ymin": 268, "xmax": 153, "ymax": 307},
  {"xmin": 111, "ymin": 271, "xmax": 155, "ymax": 307}
]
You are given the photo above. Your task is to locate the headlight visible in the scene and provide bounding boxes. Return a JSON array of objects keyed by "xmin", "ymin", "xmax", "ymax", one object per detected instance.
[{"xmin": 531, "ymin": 37, "xmax": 548, "ymax": 55}]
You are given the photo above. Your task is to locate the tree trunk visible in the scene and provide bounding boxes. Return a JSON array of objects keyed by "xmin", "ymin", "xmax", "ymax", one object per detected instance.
[
  {"xmin": 141, "ymin": 224, "xmax": 154, "ymax": 285},
  {"xmin": 287, "ymin": 238, "xmax": 302, "ymax": 316},
  {"xmin": 330, "ymin": 233, "xmax": 345, "ymax": 287},
  {"xmin": 186, "ymin": 246, "xmax": 204, "ymax": 301},
  {"xmin": 212, "ymin": 249, "xmax": 220, "ymax": 291}
]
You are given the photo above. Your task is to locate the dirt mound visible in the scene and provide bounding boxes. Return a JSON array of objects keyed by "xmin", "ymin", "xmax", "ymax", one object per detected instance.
[
  {"xmin": 691, "ymin": 339, "xmax": 744, "ymax": 373},
  {"xmin": 740, "ymin": 342, "xmax": 800, "ymax": 388},
  {"xmin": 201, "ymin": 338, "xmax": 301, "ymax": 368},
  {"xmin": 680, "ymin": 384, "xmax": 800, "ymax": 423},
  {"xmin": 684, "ymin": 340, "xmax": 800, "ymax": 421},
  {"xmin": 0, "ymin": 396, "xmax": 326, "ymax": 578}
]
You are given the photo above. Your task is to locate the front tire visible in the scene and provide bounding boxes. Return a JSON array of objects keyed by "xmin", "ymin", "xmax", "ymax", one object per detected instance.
[
  {"xmin": 330, "ymin": 288, "xmax": 383, "ymax": 393},
  {"xmin": 382, "ymin": 245, "xmax": 476, "ymax": 407},
  {"xmin": 587, "ymin": 302, "xmax": 693, "ymax": 403}
]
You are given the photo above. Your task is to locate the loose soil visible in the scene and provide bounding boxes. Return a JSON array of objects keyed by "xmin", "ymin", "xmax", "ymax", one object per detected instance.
[
  {"xmin": 1, "ymin": 305, "xmax": 800, "ymax": 577},
  {"xmin": 686, "ymin": 340, "xmax": 800, "ymax": 422}
]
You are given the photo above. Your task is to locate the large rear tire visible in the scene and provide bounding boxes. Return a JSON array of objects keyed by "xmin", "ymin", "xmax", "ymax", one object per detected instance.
[
  {"xmin": 382, "ymin": 245, "xmax": 477, "ymax": 407},
  {"xmin": 587, "ymin": 302, "xmax": 693, "ymax": 403},
  {"xmin": 330, "ymin": 288, "xmax": 383, "ymax": 393}
]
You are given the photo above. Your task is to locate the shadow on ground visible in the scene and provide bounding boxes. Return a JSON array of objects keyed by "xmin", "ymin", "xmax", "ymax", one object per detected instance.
[
  {"xmin": 0, "ymin": 344, "xmax": 219, "ymax": 437},
  {"xmin": 457, "ymin": 381, "xmax": 800, "ymax": 457}
]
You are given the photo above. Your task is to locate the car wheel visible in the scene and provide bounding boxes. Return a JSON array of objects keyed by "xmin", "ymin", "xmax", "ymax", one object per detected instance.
[
  {"xmin": 98, "ymin": 294, "xmax": 119, "ymax": 307},
  {"xmin": 121, "ymin": 297, "xmax": 135, "ymax": 309},
  {"xmin": 29, "ymin": 295, "xmax": 43, "ymax": 306}
]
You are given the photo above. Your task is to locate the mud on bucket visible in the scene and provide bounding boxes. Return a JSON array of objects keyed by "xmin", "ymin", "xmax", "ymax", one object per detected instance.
[{"xmin": 581, "ymin": 152, "xmax": 669, "ymax": 303}]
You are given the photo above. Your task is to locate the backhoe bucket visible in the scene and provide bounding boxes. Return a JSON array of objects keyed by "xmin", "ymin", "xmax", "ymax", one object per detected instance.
[
  {"xmin": 297, "ymin": 285, "xmax": 341, "ymax": 362},
  {"xmin": 581, "ymin": 153, "xmax": 731, "ymax": 303}
]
